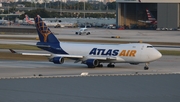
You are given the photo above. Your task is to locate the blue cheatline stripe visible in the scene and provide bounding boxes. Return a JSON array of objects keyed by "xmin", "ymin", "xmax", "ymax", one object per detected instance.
[{"xmin": 36, "ymin": 42, "xmax": 68, "ymax": 54}]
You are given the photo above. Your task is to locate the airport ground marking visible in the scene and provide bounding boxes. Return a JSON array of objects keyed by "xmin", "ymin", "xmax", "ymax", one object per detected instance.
[{"xmin": 0, "ymin": 73, "xmax": 180, "ymax": 80}]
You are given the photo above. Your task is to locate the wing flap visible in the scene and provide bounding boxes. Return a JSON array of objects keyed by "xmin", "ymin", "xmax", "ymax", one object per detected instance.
[
  {"xmin": 10, "ymin": 49, "xmax": 51, "ymax": 56},
  {"xmin": 9, "ymin": 49, "xmax": 83, "ymax": 58},
  {"xmin": 22, "ymin": 53, "xmax": 51, "ymax": 56},
  {"xmin": 10, "ymin": 49, "xmax": 116, "ymax": 61},
  {"xmin": 52, "ymin": 54, "xmax": 84, "ymax": 58},
  {"xmin": 86, "ymin": 56, "xmax": 117, "ymax": 60}
]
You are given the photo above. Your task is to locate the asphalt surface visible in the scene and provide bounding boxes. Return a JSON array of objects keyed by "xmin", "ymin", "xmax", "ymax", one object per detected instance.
[
  {"xmin": 0, "ymin": 55, "xmax": 180, "ymax": 77},
  {"xmin": 0, "ymin": 74, "xmax": 180, "ymax": 102},
  {"xmin": 0, "ymin": 28, "xmax": 180, "ymax": 43},
  {"xmin": 1, "ymin": 27, "xmax": 180, "ymax": 102}
]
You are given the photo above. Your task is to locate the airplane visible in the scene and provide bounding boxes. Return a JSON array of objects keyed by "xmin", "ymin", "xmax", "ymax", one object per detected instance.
[
  {"xmin": 25, "ymin": 14, "xmax": 35, "ymax": 25},
  {"xmin": 138, "ymin": 9, "xmax": 157, "ymax": 24},
  {"xmin": 10, "ymin": 15, "xmax": 162, "ymax": 70},
  {"xmin": 0, "ymin": 20, "xmax": 8, "ymax": 25},
  {"xmin": 75, "ymin": 26, "xmax": 91, "ymax": 35},
  {"xmin": 25, "ymin": 15, "xmax": 60, "ymax": 27}
]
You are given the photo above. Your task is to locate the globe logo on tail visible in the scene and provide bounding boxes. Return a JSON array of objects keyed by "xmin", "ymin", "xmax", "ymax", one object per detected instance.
[{"xmin": 36, "ymin": 17, "xmax": 51, "ymax": 42}]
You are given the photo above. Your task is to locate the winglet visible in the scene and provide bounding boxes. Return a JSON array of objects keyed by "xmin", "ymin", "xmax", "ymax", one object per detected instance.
[{"xmin": 9, "ymin": 49, "xmax": 17, "ymax": 53}]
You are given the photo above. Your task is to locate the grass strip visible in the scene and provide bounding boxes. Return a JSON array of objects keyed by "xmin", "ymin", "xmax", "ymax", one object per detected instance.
[
  {"xmin": 0, "ymin": 50, "xmax": 180, "ymax": 61},
  {"xmin": 159, "ymin": 50, "xmax": 180, "ymax": 56},
  {"xmin": 0, "ymin": 52, "xmax": 47, "ymax": 61},
  {"xmin": 0, "ymin": 44, "xmax": 40, "ymax": 50},
  {"xmin": 1, "ymin": 36, "xmax": 180, "ymax": 45}
]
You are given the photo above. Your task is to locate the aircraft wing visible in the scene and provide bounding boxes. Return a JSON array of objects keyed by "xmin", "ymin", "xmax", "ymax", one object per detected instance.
[
  {"xmin": 86, "ymin": 56, "xmax": 117, "ymax": 60},
  {"xmin": 9, "ymin": 49, "xmax": 117, "ymax": 60},
  {"xmin": 9, "ymin": 49, "xmax": 84, "ymax": 58},
  {"xmin": 138, "ymin": 20, "xmax": 152, "ymax": 23},
  {"xmin": 9, "ymin": 49, "xmax": 51, "ymax": 56},
  {"xmin": 138, "ymin": 20, "xmax": 145, "ymax": 22}
]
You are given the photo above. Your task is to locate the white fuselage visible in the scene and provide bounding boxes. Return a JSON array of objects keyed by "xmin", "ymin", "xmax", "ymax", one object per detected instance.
[{"xmin": 60, "ymin": 42, "xmax": 162, "ymax": 63}]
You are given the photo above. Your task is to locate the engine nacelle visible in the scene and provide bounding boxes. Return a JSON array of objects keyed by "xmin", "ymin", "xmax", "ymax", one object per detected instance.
[
  {"xmin": 51, "ymin": 57, "xmax": 64, "ymax": 64},
  {"xmin": 86, "ymin": 59, "xmax": 99, "ymax": 68}
]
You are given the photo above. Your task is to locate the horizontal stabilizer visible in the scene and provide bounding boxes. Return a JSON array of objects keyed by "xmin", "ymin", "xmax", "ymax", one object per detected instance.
[
  {"xmin": 9, "ymin": 49, "xmax": 16, "ymax": 53},
  {"xmin": 36, "ymin": 45, "xmax": 51, "ymax": 48}
]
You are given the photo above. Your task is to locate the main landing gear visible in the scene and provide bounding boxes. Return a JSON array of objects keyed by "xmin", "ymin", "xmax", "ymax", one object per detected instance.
[
  {"xmin": 144, "ymin": 63, "xmax": 149, "ymax": 70},
  {"xmin": 95, "ymin": 63, "xmax": 115, "ymax": 68},
  {"xmin": 97, "ymin": 63, "xmax": 103, "ymax": 67},
  {"xmin": 107, "ymin": 63, "xmax": 115, "ymax": 68}
]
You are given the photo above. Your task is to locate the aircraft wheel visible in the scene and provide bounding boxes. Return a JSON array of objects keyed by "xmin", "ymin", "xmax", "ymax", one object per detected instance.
[
  {"xmin": 144, "ymin": 66, "xmax": 149, "ymax": 70},
  {"xmin": 87, "ymin": 32, "xmax": 90, "ymax": 35},
  {"xmin": 107, "ymin": 63, "xmax": 115, "ymax": 68},
  {"xmin": 144, "ymin": 63, "xmax": 149, "ymax": 70},
  {"xmin": 97, "ymin": 64, "xmax": 103, "ymax": 67}
]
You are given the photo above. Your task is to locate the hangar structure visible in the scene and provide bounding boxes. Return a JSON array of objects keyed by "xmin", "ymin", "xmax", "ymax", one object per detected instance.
[{"xmin": 116, "ymin": 0, "xmax": 180, "ymax": 29}]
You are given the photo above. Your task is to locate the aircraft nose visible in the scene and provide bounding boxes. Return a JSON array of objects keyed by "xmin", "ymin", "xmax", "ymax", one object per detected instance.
[
  {"xmin": 156, "ymin": 51, "xmax": 162, "ymax": 59},
  {"xmin": 152, "ymin": 49, "xmax": 162, "ymax": 60},
  {"xmin": 149, "ymin": 49, "xmax": 162, "ymax": 61}
]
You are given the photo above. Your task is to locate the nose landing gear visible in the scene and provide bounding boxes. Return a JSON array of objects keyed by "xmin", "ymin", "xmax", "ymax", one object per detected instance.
[
  {"xmin": 97, "ymin": 63, "xmax": 103, "ymax": 67},
  {"xmin": 144, "ymin": 63, "xmax": 149, "ymax": 70}
]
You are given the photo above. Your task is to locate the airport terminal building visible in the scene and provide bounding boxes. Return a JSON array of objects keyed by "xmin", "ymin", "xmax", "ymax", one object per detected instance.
[{"xmin": 116, "ymin": 0, "xmax": 180, "ymax": 29}]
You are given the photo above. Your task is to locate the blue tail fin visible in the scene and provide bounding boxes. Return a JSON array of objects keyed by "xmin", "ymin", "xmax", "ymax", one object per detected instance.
[{"xmin": 34, "ymin": 15, "xmax": 59, "ymax": 43}]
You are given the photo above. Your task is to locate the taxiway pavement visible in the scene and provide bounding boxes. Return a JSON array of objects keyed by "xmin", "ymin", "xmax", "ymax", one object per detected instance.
[
  {"xmin": 0, "ymin": 28, "xmax": 180, "ymax": 43},
  {"xmin": 0, "ymin": 55, "xmax": 180, "ymax": 78},
  {"xmin": 0, "ymin": 71, "xmax": 180, "ymax": 102},
  {"xmin": 1, "ymin": 28, "xmax": 180, "ymax": 102}
]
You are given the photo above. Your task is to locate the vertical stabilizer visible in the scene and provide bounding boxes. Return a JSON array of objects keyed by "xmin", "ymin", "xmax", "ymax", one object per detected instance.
[
  {"xmin": 34, "ymin": 15, "xmax": 59, "ymax": 43},
  {"xmin": 25, "ymin": 15, "xmax": 34, "ymax": 24},
  {"xmin": 146, "ymin": 9, "xmax": 156, "ymax": 21}
]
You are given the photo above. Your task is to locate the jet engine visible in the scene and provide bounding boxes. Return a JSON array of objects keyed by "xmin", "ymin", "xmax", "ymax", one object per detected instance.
[
  {"xmin": 86, "ymin": 59, "xmax": 99, "ymax": 68},
  {"xmin": 51, "ymin": 57, "xmax": 64, "ymax": 64}
]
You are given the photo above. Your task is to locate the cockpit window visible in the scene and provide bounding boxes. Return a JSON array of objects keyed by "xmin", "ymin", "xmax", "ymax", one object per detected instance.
[{"xmin": 147, "ymin": 46, "xmax": 153, "ymax": 48}]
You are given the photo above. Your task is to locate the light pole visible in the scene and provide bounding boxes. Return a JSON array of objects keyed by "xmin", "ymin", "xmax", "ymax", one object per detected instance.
[
  {"xmin": 99, "ymin": 0, "xmax": 101, "ymax": 11},
  {"xmin": 60, "ymin": 0, "xmax": 62, "ymax": 16},
  {"xmin": 84, "ymin": 1, "xmax": 85, "ymax": 18},
  {"xmin": 77, "ymin": 0, "xmax": 79, "ymax": 10},
  {"xmin": 7, "ymin": 5, "xmax": 9, "ymax": 22},
  {"xmin": 59, "ymin": 0, "xmax": 60, "ymax": 15},
  {"xmin": 44, "ymin": 0, "xmax": 47, "ymax": 9},
  {"xmin": 31, "ymin": 0, "xmax": 32, "ymax": 10}
]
